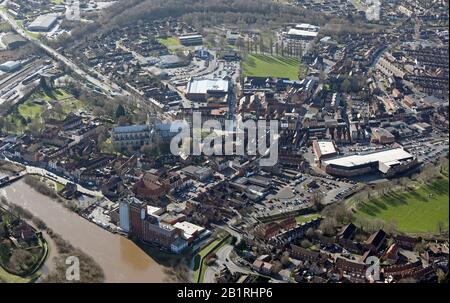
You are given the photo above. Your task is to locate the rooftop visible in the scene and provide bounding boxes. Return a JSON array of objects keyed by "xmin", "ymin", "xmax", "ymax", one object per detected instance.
[
  {"xmin": 287, "ymin": 28, "xmax": 319, "ymax": 37},
  {"xmin": 28, "ymin": 14, "xmax": 58, "ymax": 30},
  {"xmin": 173, "ymin": 221, "xmax": 205, "ymax": 236},
  {"xmin": 112, "ymin": 125, "xmax": 150, "ymax": 134},
  {"xmin": 315, "ymin": 140, "xmax": 337, "ymax": 156},
  {"xmin": 323, "ymin": 148, "xmax": 414, "ymax": 168},
  {"xmin": 187, "ymin": 78, "xmax": 229, "ymax": 95}
]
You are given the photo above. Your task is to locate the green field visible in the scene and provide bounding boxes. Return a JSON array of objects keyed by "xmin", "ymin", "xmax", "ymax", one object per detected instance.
[
  {"xmin": 4, "ymin": 88, "xmax": 87, "ymax": 134},
  {"xmin": 243, "ymin": 54, "xmax": 307, "ymax": 80},
  {"xmin": 157, "ymin": 37, "xmax": 182, "ymax": 50},
  {"xmin": 157, "ymin": 37, "xmax": 180, "ymax": 46},
  {"xmin": 296, "ymin": 213, "xmax": 322, "ymax": 224},
  {"xmin": 354, "ymin": 176, "xmax": 449, "ymax": 234}
]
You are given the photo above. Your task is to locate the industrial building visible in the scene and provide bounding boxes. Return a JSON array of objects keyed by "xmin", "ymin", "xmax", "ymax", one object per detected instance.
[
  {"xmin": 226, "ymin": 31, "xmax": 240, "ymax": 45},
  {"xmin": 179, "ymin": 34, "xmax": 203, "ymax": 46},
  {"xmin": 312, "ymin": 140, "xmax": 338, "ymax": 161},
  {"xmin": 157, "ymin": 55, "xmax": 187, "ymax": 68},
  {"xmin": 28, "ymin": 14, "xmax": 58, "ymax": 32},
  {"xmin": 321, "ymin": 148, "xmax": 418, "ymax": 177},
  {"xmin": 186, "ymin": 78, "xmax": 230, "ymax": 103},
  {"xmin": 285, "ymin": 23, "xmax": 320, "ymax": 40},
  {"xmin": 1, "ymin": 33, "xmax": 27, "ymax": 49},
  {"xmin": 0, "ymin": 60, "xmax": 22, "ymax": 73}
]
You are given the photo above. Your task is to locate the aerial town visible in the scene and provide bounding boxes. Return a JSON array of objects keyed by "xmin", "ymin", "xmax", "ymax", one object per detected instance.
[{"xmin": 0, "ymin": 0, "xmax": 448, "ymax": 286}]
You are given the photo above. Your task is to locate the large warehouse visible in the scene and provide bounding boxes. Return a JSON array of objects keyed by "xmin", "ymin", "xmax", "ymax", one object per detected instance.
[
  {"xmin": 1, "ymin": 33, "xmax": 27, "ymax": 49},
  {"xmin": 28, "ymin": 14, "xmax": 58, "ymax": 32},
  {"xmin": 321, "ymin": 148, "xmax": 418, "ymax": 177},
  {"xmin": 186, "ymin": 78, "xmax": 230, "ymax": 102},
  {"xmin": 285, "ymin": 23, "xmax": 320, "ymax": 40},
  {"xmin": 179, "ymin": 34, "xmax": 203, "ymax": 46}
]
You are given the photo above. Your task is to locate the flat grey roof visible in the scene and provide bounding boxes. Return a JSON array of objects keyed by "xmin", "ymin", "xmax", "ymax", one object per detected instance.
[{"xmin": 28, "ymin": 14, "xmax": 58, "ymax": 30}]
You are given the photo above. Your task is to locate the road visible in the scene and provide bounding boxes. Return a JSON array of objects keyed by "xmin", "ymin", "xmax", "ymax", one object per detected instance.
[
  {"xmin": 203, "ymin": 243, "xmax": 255, "ymax": 283},
  {"xmin": 2, "ymin": 155, "xmax": 103, "ymax": 197}
]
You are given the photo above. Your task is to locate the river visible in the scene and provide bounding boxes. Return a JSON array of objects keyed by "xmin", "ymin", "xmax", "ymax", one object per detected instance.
[{"xmin": 0, "ymin": 175, "xmax": 168, "ymax": 283}]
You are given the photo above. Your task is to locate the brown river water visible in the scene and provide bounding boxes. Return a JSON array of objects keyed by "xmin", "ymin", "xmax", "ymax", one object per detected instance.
[{"xmin": 0, "ymin": 175, "xmax": 168, "ymax": 283}]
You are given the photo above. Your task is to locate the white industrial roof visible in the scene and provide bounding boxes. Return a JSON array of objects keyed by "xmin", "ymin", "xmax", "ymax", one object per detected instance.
[
  {"xmin": 316, "ymin": 141, "xmax": 336, "ymax": 156},
  {"xmin": 187, "ymin": 79, "xmax": 229, "ymax": 94},
  {"xmin": 174, "ymin": 221, "xmax": 205, "ymax": 236},
  {"xmin": 295, "ymin": 23, "xmax": 320, "ymax": 32},
  {"xmin": 179, "ymin": 34, "xmax": 202, "ymax": 39},
  {"xmin": 147, "ymin": 205, "xmax": 162, "ymax": 216},
  {"xmin": 323, "ymin": 148, "xmax": 413, "ymax": 168},
  {"xmin": 287, "ymin": 28, "xmax": 319, "ymax": 37}
]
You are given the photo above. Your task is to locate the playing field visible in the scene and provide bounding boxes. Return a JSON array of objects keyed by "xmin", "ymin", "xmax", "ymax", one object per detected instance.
[
  {"xmin": 354, "ymin": 176, "xmax": 449, "ymax": 234},
  {"xmin": 243, "ymin": 54, "xmax": 306, "ymax": 80},
  {"xmin": 157, "ymin": 37, "xmax": 180, "ymax": 47}
]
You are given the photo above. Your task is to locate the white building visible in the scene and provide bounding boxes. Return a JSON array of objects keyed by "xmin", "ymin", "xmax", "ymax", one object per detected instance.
[
  {"xmin": 119, "ymin": 201, "xmax": 130, "ymax": 233},
  {"xmin": 28, "ymin": 14, "xmax": 58, "ymax": 32}
]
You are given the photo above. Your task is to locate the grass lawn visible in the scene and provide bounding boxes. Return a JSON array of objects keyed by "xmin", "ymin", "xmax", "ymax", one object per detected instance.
[
  {"xmin": 157, "ymin": 37, "xmax": 182, "ymax": 51},
  {"xmin": 192, "ymin": 236, "xmax": 233, "ymax": 283},
  {"xmin": 0, "ymin": 266, "xmax": 33, "ymax": 283},
  {"xmin": 354, "ymin": 176, "xmax": 449, "ymax": 234},
  {"xmin": 5, "ymin": 88, "xmax": 87, "ymax": 134},
  {"xmin": 157, "ymin": 37, "xmax": 180, "ymax": 46},
  {"xmin": 192, "ymin": 238, "xmax": 221, "ymax": 282},
  {"xmin": 295, "ymin": 213, "xmax": 322, "ymax": 224},
  {"xmin": 198, "ymin": 236, "xmax": 233, "ymax": 283},
  {"xmin": 243, "ymin": 54, "xmax": 306, "ymax": 80},
  {"xmin": 18, "ymin": 100, "xmax": 44, "ymax": 120}
]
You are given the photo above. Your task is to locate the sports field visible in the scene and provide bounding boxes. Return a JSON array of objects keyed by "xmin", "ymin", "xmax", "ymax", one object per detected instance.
[
  {"xmin": 354, "ymin": 176, "xmax": 449, "ymax": 234},
  {"xmin": 243, "ymin": 54, "xmax": 306, "ymax": 80}
]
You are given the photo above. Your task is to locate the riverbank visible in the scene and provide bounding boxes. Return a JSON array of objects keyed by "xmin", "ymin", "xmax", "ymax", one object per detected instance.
[{"xmin": 1, "ymin": 178, "xmax": 169, "ymax": 282}]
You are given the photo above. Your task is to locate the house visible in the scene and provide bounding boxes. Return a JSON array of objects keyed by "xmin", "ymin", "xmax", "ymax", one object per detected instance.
[
  {"xmin": 364, "ymin": 230, "xmax": 387, "ymax": 253},
  {"xmin": 383, "ymin": 243, "xmax": 400, "ymax": 264},
  {"xmin": 290, "ymin": 244, "xmax": 328, "ymax": 263},
  {"xmin": 337, "ymin": 223, "xmax": 357, "ymax": 241},
  {"xmin": 252, "ymin": 259, "xmax": 273, "ymax": 275},
  {"xmin": 394, "ymin": 234, "xmax": 418, "ymax": 250},
  {"xmin": 335, "ymin": 257, "xmax": 367, "ymax": 281}
]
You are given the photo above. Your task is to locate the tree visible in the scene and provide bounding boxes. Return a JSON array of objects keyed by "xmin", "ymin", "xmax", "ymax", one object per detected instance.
[
  {"xmin": 271, "ymin": 261, "xmax": 283, "ymax": 275},
  {"xmin": 311, "ymin": 191, "xmax": 324, "ymax": 211},
  {"xmin": 280, "ymin": 252, "xmax": 291, "ymax": 267},
  {"xmin": 115, "ymin": 104, "xmax": 126, "ymax": 119},
  {"xmin": 8, "ymin": 249, "xmax": 35, "ymax": 272},
  {"xmin": 268, "ymin": 37, "xmax": 273, "ymax": 55},
  {"xmin": 305, "ymin": 227, "xmax": 315, "ymax": 239},
  {"xmin": 300, "ymin": 239, "xmax": 312, "ymax": 248},
  {"xmin": 437, "ymin": 221, "xmax": 445, "ymax": 235},
  {"xmin": 235, "ymin": 37, "xmax": 245, "ymax": 50},
  {"xmin": 319, "ymin": 217, "xmax": 337, "ymax": 236},
  {"xmin": 340, "ymin": 78, "xmax": 351, "ymax": 93}
]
